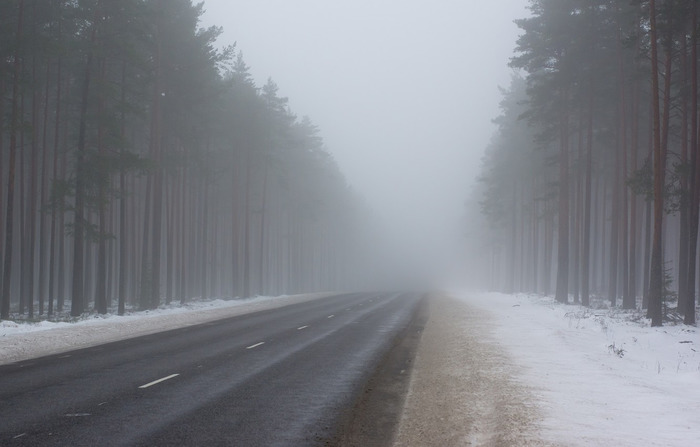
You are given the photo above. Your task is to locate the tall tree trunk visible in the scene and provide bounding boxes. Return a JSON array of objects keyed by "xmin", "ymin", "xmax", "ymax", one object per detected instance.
[
  {"xmin": 200, "ymin": 176, "xmax": 209, "ymax": 301},
  {"xmin": 258, "ymin": 163, "xmax": 269, "ymax": 295},
  {"xmin": 555, "ymin": 93, "xmax": 570, "ymax": 304},
  {"xmin": 532, "ymin": 176, "xmax": 540, "ymax": 294},
  {"xmin": 48, "ymin": 11, "xmax": 63, "ymax": 316},
  {"xmin": 678, "ymin": 32, "xmax": 690, "ymax": 315},
  {"xmin": 139, "ymin": 176, "xmax": 152, "ymax": 309},
  {"xmin": 243, "ymin": 155, "xmax": 252, "ymax": 298},
  {"xmin": 686, "ymin": 4, "xmax": 699, "ymax": 325},
  {"xmin": 643, "ymin": 101, "xmax": 654, "ymax": 309},
  {"xmin": 38, "ymin": 59, "xmax": 51, "ymax": 315},
  {"xmin": 179, "ymin": 165, "xmax": 188, "ymax": 304},
  {"xmin": 48, "ymin": 62, "xmax": 61, "ymax": 316},
  {"xmin": 582, "ymin": 92, "xmax": 594, "ymax": 307},
  {"xmin": 609, "ymin": 141, "xmax": 620, "ymax": 307},
  {"xmin": 57, "ymin": 136, "xmax": 67, "ymax": 312},
  {"xmin": 150, "ymin": 12, "xmax": 163, "ymax": 310},
  {"xmin": 1, "ymin": 0, "xmax": 25, "ymax": 320},
  {"xmin": 647, "ymin": 0, "xmax": 667, "ymax": 326},
  {"xmin": 95, "ymin": 58, "xmax": 107, "ymax": 315},
  {"xmin": 618, "ymin": 32, "xmax": 631, "ymax": 310},
  {"xmin": 118, "ymin": 61, "xmax": 127, "ymax": 316},
  {"xmin": 70, "ymin": 5, "xmax": 100, "ymax": 316},
  {"xmin": 27, "ymin": 36, "xmax": 40, "ymax": 319},
  {"xmin": 627, "ymin": 75, "xmax": 641, "ymax": 309},
  {"xmin": 508, "ymin": 182, "xmax": 517, "ymax": 293},
  {"xmin": 231, "ymin": 162, "xmax": 240, "ymax": 298},
  {"xmin": 165, "ymin": 173, "xmax": 174, "ymax": 304}
]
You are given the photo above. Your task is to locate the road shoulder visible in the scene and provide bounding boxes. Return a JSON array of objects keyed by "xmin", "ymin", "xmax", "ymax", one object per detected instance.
[{"xmin": 393, "ymin": 294, "xmax": 552, "ymax": 446}]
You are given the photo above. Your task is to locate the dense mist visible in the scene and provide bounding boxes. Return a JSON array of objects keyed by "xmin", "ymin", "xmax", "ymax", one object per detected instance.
[
  {"xmin": 201, "ymin": 0, "xmax": 528, "ymax": 288},
  {"xmin": 0, "ymin": 0, "xmax": 528, "ymax": 318}
]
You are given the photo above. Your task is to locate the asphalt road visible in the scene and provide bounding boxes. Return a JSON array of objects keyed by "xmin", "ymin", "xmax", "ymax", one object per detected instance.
[{"xmin": 0, "ymin": 292, "xmax": 424, "ymax": 446}]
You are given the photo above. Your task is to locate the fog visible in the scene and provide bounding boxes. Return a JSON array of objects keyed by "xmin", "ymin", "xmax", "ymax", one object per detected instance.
[{"xmin": 201, "ymin": 1, "xmax": 528, "ymax": 287}]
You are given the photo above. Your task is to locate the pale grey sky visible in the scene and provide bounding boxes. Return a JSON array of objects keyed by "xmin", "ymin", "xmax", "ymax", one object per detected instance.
[{"xmin": 200, "ymin": 1, "xmax": 528, "ymax": 281}]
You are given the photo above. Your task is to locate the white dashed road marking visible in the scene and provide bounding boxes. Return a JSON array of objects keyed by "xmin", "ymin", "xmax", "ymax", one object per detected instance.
[
  {"xmin": 297, "ymin": 326, "xmax": 308, "ymax": 330},
  {"xmin": 138, "ymin": 374, "xmax": 180, "ymax": 389},
  {"xmin": 246, "ymin": 342, "xmax": 265, "ymax": 350}
]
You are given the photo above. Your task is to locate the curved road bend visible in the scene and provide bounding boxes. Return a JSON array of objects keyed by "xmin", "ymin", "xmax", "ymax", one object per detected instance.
[{"xmin": 0, "ymin": 292, "xmax": 424, "ymax": 446}]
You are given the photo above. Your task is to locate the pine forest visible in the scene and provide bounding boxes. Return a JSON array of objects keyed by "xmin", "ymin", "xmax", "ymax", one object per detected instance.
[
  {"xmin": 0, "ymin": 0, "xmax": 368, "ymax": 320},
  {"xmin": 476, "ymin": 0, "xmax": 700, "ymax": 326}
]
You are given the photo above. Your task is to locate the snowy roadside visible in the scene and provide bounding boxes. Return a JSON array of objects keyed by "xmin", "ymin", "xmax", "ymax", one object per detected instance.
[
  {"xmin": 458, "ymin": 291, "xmax": 700, "ymax": 447},
  {"xmin": 0, "ymin": 292, "xmax": 335, "ymax": 366},
  {"xmin": 394, "ymin": 294, "xmax": 546, "ymax": 446}
]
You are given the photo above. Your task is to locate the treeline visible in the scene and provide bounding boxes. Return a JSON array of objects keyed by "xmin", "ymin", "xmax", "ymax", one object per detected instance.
[
  {"xmin": 476, "ymin": 0, "xmax": 700, "ymax": 326},
  {"xmin": 0, "ymin": 0, "xmax": 367, "ymax": 319}
]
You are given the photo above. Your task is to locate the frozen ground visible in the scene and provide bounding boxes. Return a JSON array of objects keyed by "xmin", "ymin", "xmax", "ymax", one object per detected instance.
[
  {"xmin": 458, "ymin": 291, "xmax": 700, "ymax": 447},
  {"xmin": 0, "ymin": 293, "xmax": 333, "ymax": 365},
  {"xmin": 2, "ymin": 291, "xmax": 699, "ymax": 446}
]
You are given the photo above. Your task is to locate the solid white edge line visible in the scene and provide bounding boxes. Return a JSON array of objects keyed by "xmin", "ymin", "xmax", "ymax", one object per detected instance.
[
  {"xmin": 297, "ymin": 326, "xmax": 308, "ymax": 330},
  {"xmin": 246, "ymin": 342, "xmax": 265, "ymax": 350},
  {"xmin": 138, "ymin": 373, "xmax": 180, "ymax": 389}
]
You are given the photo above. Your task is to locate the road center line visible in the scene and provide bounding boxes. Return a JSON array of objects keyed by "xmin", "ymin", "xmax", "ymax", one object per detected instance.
[
  {"xmin": 138, "ymin": 373, "xmax": 180, "ymax": 389},
  {"xmin": 297, "ymin": 326, "xmax": 308, "ymax": 330},
  {"xmin": 246, "ymin": 342, "xmax": 265, "ymax": 350},
  {"xmin": 328, "ymin": 315, "xmax": 334, "ymax": 319}
]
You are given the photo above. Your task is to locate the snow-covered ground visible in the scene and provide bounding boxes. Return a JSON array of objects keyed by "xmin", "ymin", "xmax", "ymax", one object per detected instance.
[
  {"xmin": 3, "ymin": 290, "xmax": 699, "ymax": 445},
  {"xmin": 459, "ymin": 291, "xmax": 700, "ymax": 447},
  {"xmin": 0, "ymin": 293, "xmax": 333, "ymax": 365}
]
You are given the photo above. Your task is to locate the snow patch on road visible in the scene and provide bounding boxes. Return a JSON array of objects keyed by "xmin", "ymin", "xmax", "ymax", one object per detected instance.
[
  {"xmin": 0, "ymin": 293, "xmax": 334, "ymax": 365},
  {"xmin": 458, "ymin": 291, "xmax": 700, "ymax": 447}
]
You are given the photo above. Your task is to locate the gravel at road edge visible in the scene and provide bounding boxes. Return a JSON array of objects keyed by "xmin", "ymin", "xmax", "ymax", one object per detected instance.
[{"xmin": 393, "ymin": 294, "xmax": 555, "ymax": 447}]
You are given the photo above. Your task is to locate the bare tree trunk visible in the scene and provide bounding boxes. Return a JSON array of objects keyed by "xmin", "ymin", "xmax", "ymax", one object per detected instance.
[
  {"xmin": 618, "ymin": 32, "xmax": 631, "ymax": 310},
  {"xmin": 609, "ymin": 143, "xmax": 620, "ymax": 307},
  {"xmin": 686, "ymin": 4, "xmax": 699, "ymax": 325},
  {"xmin": 95, "ymin": 59, "xmax": 107, "ymax": 315},
  {"xmin": 532, "ymin": 177, "xmax": 540, "ymax": 293},
  {"xmin": 26, "ymin": 39, "xmax": 40, "ymax": 319},
  {"xmin": 149, "ymin": 10, "xmax": 163, "ymax": 310},
  {"xmin": 647, "ymin": 0, "xmax": 667, "ymax": 326},
  {"xmin": 200, "ymin": 176, "xmax": 209, "ymax": 301},
  {"xmin": 38, "ymin": 59, "xmax": 51, "ymax": 315},
  {"xmin": 57, "ymin": 135, "xmax": 67, "ymax": 312},
  {"xmin": 1, "ymin": 0, "xmax": 24, "ymax": 320},
  {"xmin": 165, "ymin": 173, "xmax": 174, "ymax": 304},
  {"xmin": 678, "ymin": 32, "xmax": 690, "ymax": 315},
  {"xmin": 71, "ymin": 4, "xmax": 100, "ymax": 316},
  {"xmin": 243, "ymin": 155, "xmax": 252, "ymax": 298},
  {"xmin": 628, "ymin": 74, "xmax": 641, "ymax": 309},
  {"xmin": 258, "ymin": 163, "xmax": 269, "ymax": 295},
  {"xmin": 507, "ymin": 182, "xmax": 517, "ymax": 293},
  {"xmin": 582, "ymin": 92, "xmax": 594, "ymax": 307},
  {"xmin": 179, "ymin": 165, "xmax": 188, "ymax": 304},
  {"xmin": 555, "ymin": 94, "xmax": 570, "ymax": 304},
  {"xmin": 48, "ymin": 52, "xmax": 61, "ymax": 317}
]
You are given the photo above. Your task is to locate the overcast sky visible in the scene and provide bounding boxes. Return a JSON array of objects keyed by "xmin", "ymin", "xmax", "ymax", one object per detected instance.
[{"xmin": 200, "ymin": 1, "xmax": 528, "ymax": 281}]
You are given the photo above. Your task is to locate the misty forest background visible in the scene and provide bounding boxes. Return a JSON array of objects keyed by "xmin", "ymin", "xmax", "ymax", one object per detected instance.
[
  {"xmin": 0, "ymin": 0, "xmax": 371, "ymax": 320},
  {"xmin": 474, "ymin": 0, "xmax": 700, "ymax": 326},
  {"xmin": 3, "ymin": 0, "xmax": 700, "ymax": 330}
]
